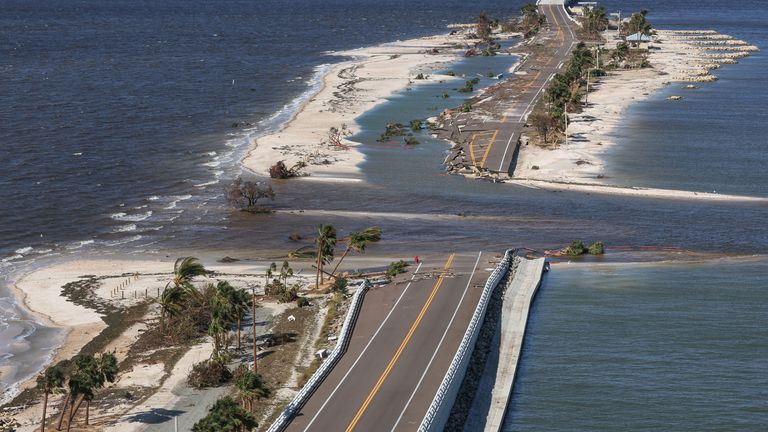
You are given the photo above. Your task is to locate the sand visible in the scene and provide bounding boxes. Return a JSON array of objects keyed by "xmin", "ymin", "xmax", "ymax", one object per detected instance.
[
  {"xmin": 242, "ymin": 28, "xmax": 519, "ymax": 181},
  {"xmin": 514, "ymin": 29, "xmax": 758, "ymax": 186}
]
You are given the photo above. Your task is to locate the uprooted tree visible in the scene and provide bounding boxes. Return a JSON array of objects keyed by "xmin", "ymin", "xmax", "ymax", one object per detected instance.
[
  {"xmin": 269, "ymin": 160, "xmax": 306, "ymax": 179},
  {"xmin": 227, "ymin": 177, "xmax": 276, "ymax": 212}
]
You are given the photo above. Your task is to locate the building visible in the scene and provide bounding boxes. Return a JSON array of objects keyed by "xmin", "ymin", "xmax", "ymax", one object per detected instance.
[{"xmin": 626, "ymin": 32, "xmax": 652, "ymax": 49}]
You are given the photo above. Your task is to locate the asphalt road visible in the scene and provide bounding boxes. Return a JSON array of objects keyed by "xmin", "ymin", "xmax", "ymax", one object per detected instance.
[
  {"xmin": 285, "ymin": 252, "xmax": 496, "ymax": 432},
  {"xmin": 468, "ymin": 2, "xmax": 577, "ymax": 175}
]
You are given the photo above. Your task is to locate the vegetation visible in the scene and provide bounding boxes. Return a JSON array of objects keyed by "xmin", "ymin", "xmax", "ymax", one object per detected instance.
[
  {"xmin": 58, "ymin": 352, "xmax": 118, "ymax": 431},
  {"xmin": 188, "ymin": 358, "xmax": 232, "ymax": 389},
  {"xmin": 445, "ymin": 70, "xmax": 455, "ymax": 76},
  {"xmin": 315, "ymin": 224, "xmax": 337, "ymax": 287},
  {"xmin": 409, "ymin": 119, "xmax": 423, "ymax": 131},
  {"xmin": 543, "ymin": 42, "xmax": 595, "ymax": 125},
  {"xmin": 457, "ymin": 77, "xmax": 480, "ymax": 93},
  {"xmin": 564, "ymin": 240, "xmax": 587, "ymax": 256},
  {"xmin": 504, "ymin": 3, "xmax": 546, "ymax": 38},
  {"xmin": 296, "ymin": 296, "xmax": 310, "ymax": 307},
  {"xmin": 36, "ymin": 365, "xmax": 65, "ymax": 432},
  {"xmin": 226, "ymin": 177, "xmax": 276, "ymax": 212},
  {"xmin": 192, "ymin": 396, "xmax": 258, "ymax": 432},
  {"xmin": 564, "ymin": 240, "xmax": 606, "ymax": 256},
  {"xmin": 623, "ymin": 9, "xmax": 653, "ymax": 35},
  {"xmin": 414, "ymin": 73, "xmax": 425, "ymax": 80},
  {"xmin": 377, "ymin": 122, "xmax": 407, "ymax": 142},
  {"xmin": 588, "ymin": 241, "xmax": 605, "ymax": 255},
  {"xmin": 233, "ymin": 366, "xmax": 271, "ymax": 411},
  {"xmin": 269, "ymin": 160, "xmax": 306, "ymax": 179},
  {"xmin": 529, "ymin": 111, "xmax": 559, "ymax": 145},
  {"xmin": 331, "ymin": 277, "xmax": 348, "ymax": 295},
  {"xmin": 461, "ymin": 102, "xmax": 472, "ymax": 113},
  {"xmin": 475, "ymin": 12, "xmax": 493, "ymax": 42},
  {"xmin": 386, "ymin": 260, "xmax": 410, "ymax": 278},
  {"xmin": 582, "ymin": 6, "xmax": 609, "ymax": 38},
  {"xmin": 329, "ymin": 226, "xmax": 381, "ymax": 279},
  {"xmin": 405, "ymin": 137, "xmax": 420, "ymax": 145}
]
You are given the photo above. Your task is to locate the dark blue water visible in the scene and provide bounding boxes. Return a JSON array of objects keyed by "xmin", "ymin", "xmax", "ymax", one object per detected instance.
[
  {"xmin": 0, "ymin": 0, "xmax": 529, "ymax": 262},
  {"xmin": 1, "ymin": 0, "xmax": 767, "ymax": 413},
  {"xmin": 507, "ymin": 258, "xmax": 768, "ymax": 431}
]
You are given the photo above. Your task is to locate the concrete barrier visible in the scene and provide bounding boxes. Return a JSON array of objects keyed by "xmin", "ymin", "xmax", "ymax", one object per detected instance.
[
  {"xmin": 418, "ymin": 250, "xmax": 516, "ymax": 432},
  {"xmin": 266, "ymin": 281, "xmax": 370, "ymax": 432},
  {"xmin": 484, "ymin": 257, "xmax": 546, "ymax": 431}
]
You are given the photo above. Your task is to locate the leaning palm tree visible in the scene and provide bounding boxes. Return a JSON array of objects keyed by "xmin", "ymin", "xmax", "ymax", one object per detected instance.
[
  {"xmin": 209, "ymin": 281, "xmax": 236, "ymax": 355},
  {"xmin": 169, "ymin": 257, "xmax": 207, "ymax": 296},
  {"xmin": 37, "ymin": 365, "xmax": 65, "ymax": 432},
  {"xmin": 315, "ymin": 224, "xmax": 337, "ymax": 287},
  {"xmin": 330, "ymin": 226, "xmax": 382, "ymax": 278},
  {"xmin": 158, "ymin": 285, "xmax": 185, "ymax": 335}
]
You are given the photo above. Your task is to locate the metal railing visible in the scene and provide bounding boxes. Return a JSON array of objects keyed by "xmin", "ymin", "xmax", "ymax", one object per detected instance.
[
  {"xmin": 418, "ymin": 249, "xmax": 516, "ymax": 432},
  {"xmin": 266, "ymin": 280, "xmax": 371, "ymax": 432}
]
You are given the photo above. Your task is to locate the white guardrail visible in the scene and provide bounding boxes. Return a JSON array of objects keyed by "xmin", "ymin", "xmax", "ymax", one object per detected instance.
[
  {"xmin": 418, "ymin": 249, "xmax": 516, "ymax": 432},
  {"xmin": 266, "ymin": 280, "xmax": 371, "ymax": 432}
]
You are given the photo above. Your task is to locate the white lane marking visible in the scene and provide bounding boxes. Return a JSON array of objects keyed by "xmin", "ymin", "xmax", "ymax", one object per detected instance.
[
  {"xmin": 302, "ymin": 262, "xmax": 424, "ymax": 431},
  {"xmin": 389, "ymin": 252, "xmax": 483, "ymax": 432},
  {"xmin": 498, "ymin": 133, "xmax": 516, "ymax": 172}
]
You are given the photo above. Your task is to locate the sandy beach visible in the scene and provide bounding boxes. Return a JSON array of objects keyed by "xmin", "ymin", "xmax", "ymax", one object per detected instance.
[
  {"xmin": 514, "ymin": 29, "xmax": 758, "ymax": 185},
  {"xmin": 242, "ymin": 28, "xmax": 520, "ymax": 181}
]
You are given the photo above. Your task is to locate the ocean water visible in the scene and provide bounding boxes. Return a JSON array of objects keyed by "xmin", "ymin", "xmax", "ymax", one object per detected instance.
[
  {"xmin": 597, "ymin": 0, "xmax": 768, "ymax": 196},
  {"xmin": 1, "ymin": 0, "xmax": 767, "ymax": 409},
  {"xmin": 507, "ymin": 258, "xmax": 768, "ymax": 431}
]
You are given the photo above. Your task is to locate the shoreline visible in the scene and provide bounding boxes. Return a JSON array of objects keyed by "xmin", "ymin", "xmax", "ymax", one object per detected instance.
[
  {"xmin": 514, "ymin": 28, "xmax": 758, "ymax": 184},
  {"xmin": 242, "ymin": 28, "xmax": 516, "ymax": 180}
]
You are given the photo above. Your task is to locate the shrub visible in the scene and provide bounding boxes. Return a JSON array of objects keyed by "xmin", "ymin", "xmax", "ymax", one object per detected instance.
[
  {"xmin": 565, "ymin": 240, "xmax": 587, "ymax": 256},
  {"xmin": 405, "ymin": 137, "xmax": 420, "ymax": 145},
  {"xmin": 461, "ymin": 102, "xmax": 472, "ymax": 113},
  {"xmin": 297, "ymin": 297, "xmax": 310, "ymax": 307},
  {"xmin": 588, "ymin": 241, "xmax": 605, "ymax": 255},
  {"xmin": 188, "ymin": 359, "xmax": 232, "ymax": 389},
  {"xmin": 227, "ymin": 177, "xmax": 275, "ymax": 211},
  {"xmin": 457, "ymin": 80, "xmax": 475, "ymax": 93},
  {"xmin": 415, "ymin": 73, "xmax": 425, "ymax": 80},
  {"xmin": 192, "ymin": 396, "xmax": 257, "ymax": 432},
  {"xmin": 446, "ymin": 70, "xmax": 456, "ymax": 76},
  {"xmin": 331, "ymin": 277, "xmax": 348, "ymax": 295},
  {"xmin": 410, "ymin": 119, "xmax": 423, "ymax": 131},
  {"xmin": 441, "ymin": 92, "xmax": 450, "ymax": 98},
  {"xmin": 386, "ymin": 260, "xmax": 409, "ymax": 278}
]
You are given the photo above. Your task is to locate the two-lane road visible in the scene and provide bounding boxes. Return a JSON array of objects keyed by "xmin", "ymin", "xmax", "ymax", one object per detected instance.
[
  {"xmin": 286, "ymin": 252, "xmax": 495, "ymax": 432},
  {"xmin": 468, "ymin": 1, "xmax": 577, "ymax": 175}
]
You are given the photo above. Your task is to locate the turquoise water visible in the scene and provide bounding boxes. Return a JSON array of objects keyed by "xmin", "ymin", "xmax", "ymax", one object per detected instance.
[{"xmin": 506, "ymin": 258, "xmax": 768, "ymax": 431}]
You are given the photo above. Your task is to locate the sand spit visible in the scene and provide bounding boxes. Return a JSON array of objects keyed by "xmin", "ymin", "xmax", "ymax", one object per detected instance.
[
  {"xmin": 514, "ymin": 29, "xmax": 758, "ymax": 185},
  {"xmin": 242, "ymin": 28, "xmax": 519, "ymax": 181}
]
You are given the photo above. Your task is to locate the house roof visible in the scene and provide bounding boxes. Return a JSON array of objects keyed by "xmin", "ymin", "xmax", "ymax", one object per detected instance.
[{"xmin": 626, "ymin": 32, "xmax": 652, "ymax": 42}]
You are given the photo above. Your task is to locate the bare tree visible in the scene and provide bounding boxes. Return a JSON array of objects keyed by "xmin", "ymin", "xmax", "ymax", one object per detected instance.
[
  {"xmin": 227, "ymin": 177, "xmax": 275, "ymax": 211},
  {"xmin": 530, "ymin": 111, "xmax": 558, "ymax": 145}
]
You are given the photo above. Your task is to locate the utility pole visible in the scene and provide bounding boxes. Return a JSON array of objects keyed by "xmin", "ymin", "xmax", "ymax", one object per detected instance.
[
  {"xmin": 252, "ymin": 285, "xmax": 258, "ymax": 374},
  {"xmin": 564, "ymin": 103, "xmax": 568, "ymax": 146},
  {"xmin": 585, "ymin": 68, "xmax": 590, "ymax": 105}
]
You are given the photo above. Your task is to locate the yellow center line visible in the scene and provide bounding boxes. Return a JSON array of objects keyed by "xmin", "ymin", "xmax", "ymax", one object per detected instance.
[
  {"xmin": 479, "ymin": 129, "xmax": 499, "ymax": 168},
  {"xmin": 344, "ymin": 254, "xmax": 455, "ymax": 432},
  {"xmin": 468, "ymin": 133, "xmax": 478, "ymax": 166}
]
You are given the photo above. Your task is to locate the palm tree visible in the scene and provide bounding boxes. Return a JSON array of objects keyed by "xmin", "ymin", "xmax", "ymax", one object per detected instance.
[
  {"xmin": 230, "ymin": 288, "xmax": 250, "ymax": 350},
  {"xmin": 158, "ymin": 285, "xmax": 185, "ymax": 335},
  {"xmin": 315, "ymin": 224, "xmax": 337, "ymax": 287},
  {"xmin": 330, "ymin": 226, "xmax": 382, "ymax": 278},
  {"xmin": 169, "ymin": 257, "xmax": 207, "ymax": 296},
  {"xmin": 584, "ymin": 6, "xmax": 608, "ymax": 37},
  {"xmin": 279, "ymin": 261, "xmax": 293, "ymax": 286},
  {"xmin": 36, "ymin": 366, "xmax": 65, "ymax": 432},
  {"xmin": 264, "ymin": 262, "xmax": 276, "ymax": 290},
  {"xmin": 233, "ymin": 367, "xmax": 271, "ymax": 411},
  {"xmin": 63, "ymin": 353, "xmax": 118, "ymax": 430},
  {"xmin": 209, "ymin": 281, "xmax": 236, "ymax": 356},
  {"xmin": 192, "ymin": 396, "xmax": 258, "ymax": 432}
]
